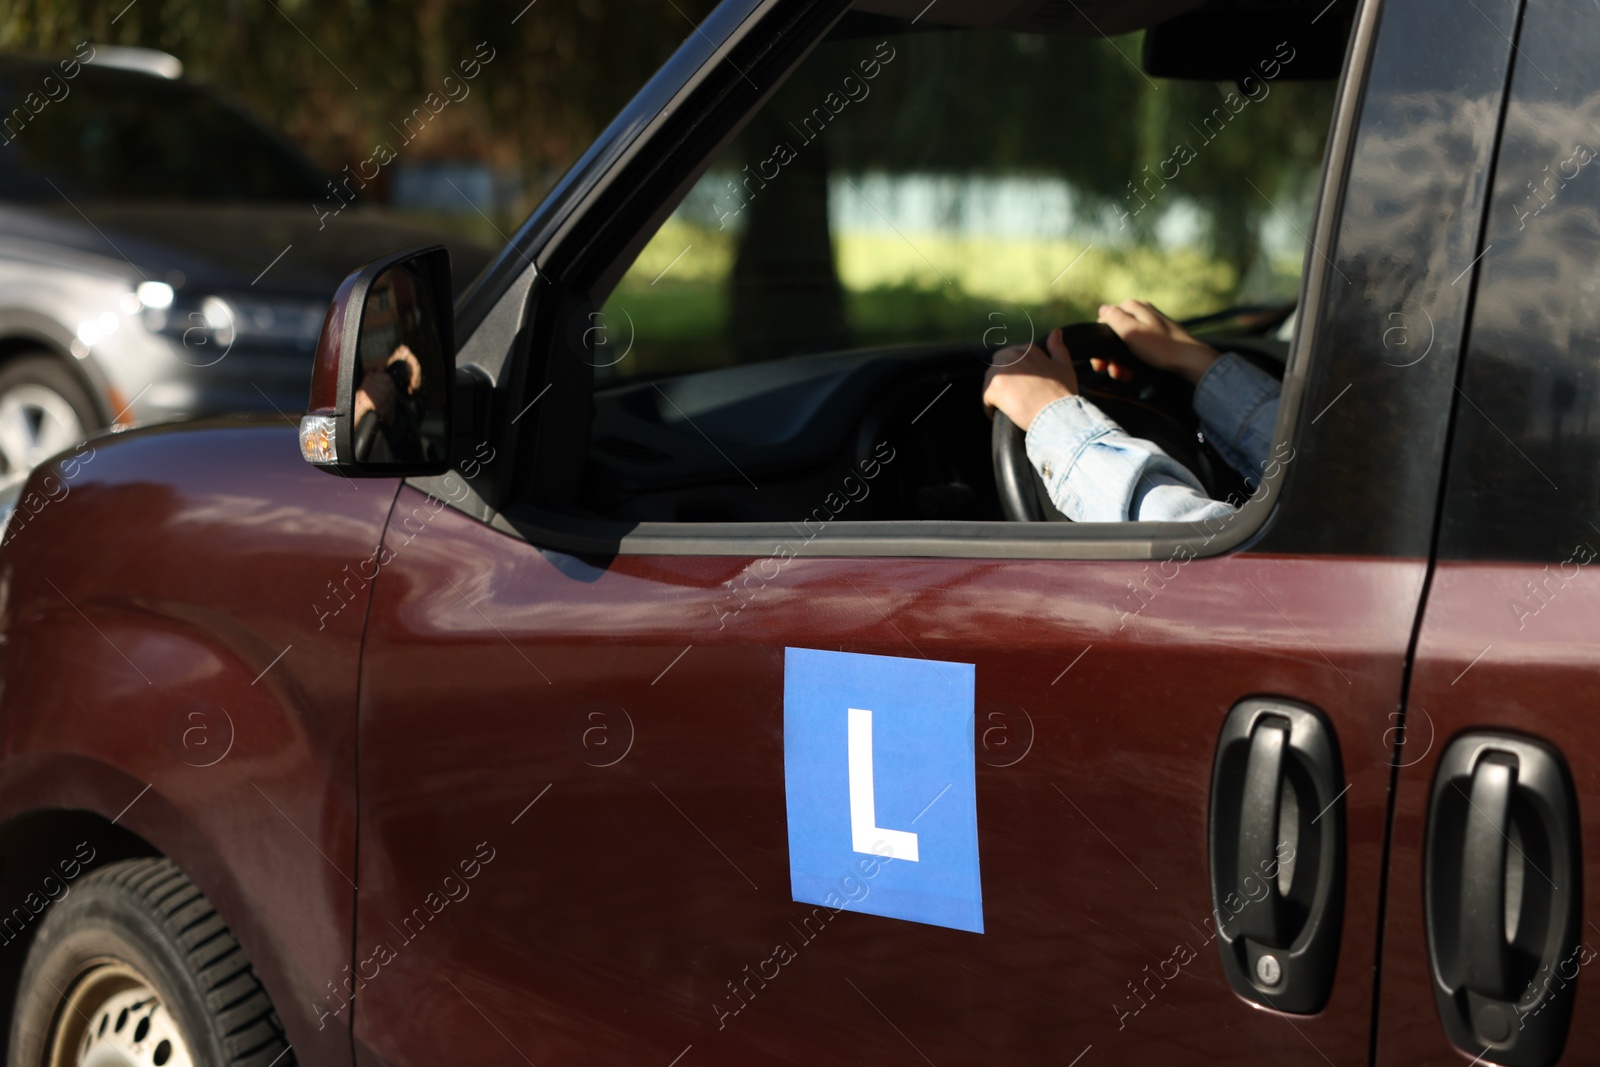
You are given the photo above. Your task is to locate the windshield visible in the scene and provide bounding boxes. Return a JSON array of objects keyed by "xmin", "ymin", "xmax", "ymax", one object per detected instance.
[
  {"xmin": 596, "ymin": 24, "xmax": 1337, "ymax": 382},
  {"xmin": 0, "ymin": 67, "xmax": 329, "ymax": 203}
]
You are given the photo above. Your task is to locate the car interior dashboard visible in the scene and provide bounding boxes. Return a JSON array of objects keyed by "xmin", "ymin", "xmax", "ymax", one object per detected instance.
[{"xmin": 577, "ymin": 326, "xmax": 1290, "ymax": 525}]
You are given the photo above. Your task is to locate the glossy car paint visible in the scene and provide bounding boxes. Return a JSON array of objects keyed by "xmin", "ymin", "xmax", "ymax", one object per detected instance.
[
  {"xmin": 1376, "ymin": 565, "xmax": 1600, "ymax": 1065},
  {"xmin": 1376, "ymin": 0, "xmax": 1600, "ymax": 1060},
  {"xmin": 0, "ymin": 0, "xmax": 1558, "ymax": 1064},
  {"xmin": 344, "ymin": 2, "xmax": 1510, "ymax": 1066},
  {"xmin": 353, "ymin": 493, "xmax": 1418, "ymax": 1065},
  {"xmin": 0, "ymin": 417, "xmax": 398, "ymax": 1065}
]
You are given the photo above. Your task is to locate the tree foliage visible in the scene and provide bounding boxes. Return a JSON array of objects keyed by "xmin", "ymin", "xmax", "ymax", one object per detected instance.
[
  {"xmin": 0, "ymin": 6, "xmax": 1333, "ymax": 251},
  {"xmin": 712, "ymin": 26, "xmax": 1335, "ymax": 356},
  {"xmin": 0, "ymin": 0, "xmax": 718, "ymax": 190}
]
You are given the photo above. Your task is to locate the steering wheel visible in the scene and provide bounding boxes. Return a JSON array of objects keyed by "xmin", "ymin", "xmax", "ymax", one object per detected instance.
[{"xmin": 991, "ymin": 322, "xmax": 1218, "ymax": 522}]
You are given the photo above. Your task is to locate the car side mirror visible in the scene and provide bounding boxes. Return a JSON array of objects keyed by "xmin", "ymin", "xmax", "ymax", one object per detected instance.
[{"xmin": 300, "ymin": 245, "xmax": 456, "ymax": 476}]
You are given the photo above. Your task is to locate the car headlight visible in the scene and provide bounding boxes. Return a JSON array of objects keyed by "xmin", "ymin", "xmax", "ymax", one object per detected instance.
[
  {"xmin": 137, "ymin": 289, "xmax": 327, "ymax": 355},
  {"xmin": 136, "ymin": 280, "xmax": 174, "ymax": 309}
]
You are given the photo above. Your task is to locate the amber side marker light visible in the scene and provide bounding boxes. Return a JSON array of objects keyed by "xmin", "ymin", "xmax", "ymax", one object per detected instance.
[{"xmin": 299, "ymin": 414, "xmax": 338, "ymax": 464}]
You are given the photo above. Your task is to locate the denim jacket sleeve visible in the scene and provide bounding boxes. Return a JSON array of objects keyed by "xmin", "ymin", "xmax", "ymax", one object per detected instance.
[
  {"xmin": 1192, "ymin": 353, "xmax": 1281, "ymax": 486},
  {"xmin": 1024, "ymin": 395, "xmax": 1236, "ymax": 523}
]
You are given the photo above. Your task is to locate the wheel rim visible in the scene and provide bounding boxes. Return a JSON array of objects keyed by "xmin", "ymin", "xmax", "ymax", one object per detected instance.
[
  {"xmin": 0, "ymin": 383, "xmax": 85, "ymax": 475},
  {"xmin": 47, "ymin": 961, "xmax": 195, "ymax": 1067}
]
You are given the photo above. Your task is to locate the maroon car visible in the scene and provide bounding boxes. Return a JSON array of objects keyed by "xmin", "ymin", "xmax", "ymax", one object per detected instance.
[{"xmin": 0, "ymin": 0, "xmax": 1592, "ymax": 1064}]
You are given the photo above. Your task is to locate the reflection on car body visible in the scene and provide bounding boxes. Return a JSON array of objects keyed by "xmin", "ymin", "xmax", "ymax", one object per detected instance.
[{"xmin": 2, "ymin": 1, "xmax": 1599, "ymax": 1066}]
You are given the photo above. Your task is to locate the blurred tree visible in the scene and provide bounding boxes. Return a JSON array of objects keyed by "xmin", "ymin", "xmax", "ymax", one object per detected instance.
[
  {"xmin": 3, "ymin": 0, "xmax": 1335, "ymax": 364},
  {"xmin": 731, "ymin": 102, "xmax": 850, "ymax": 360},
  {"xmin": 0, "ymin": 0, "xmax": 720, "ymax": 209},
  {"xmin": 819, "ymin": 29, "xmax": 1334, "ymax": 283},
  {"xmin": 717, "ymin": 26, "xmax": 1334, "ymax": 354}
]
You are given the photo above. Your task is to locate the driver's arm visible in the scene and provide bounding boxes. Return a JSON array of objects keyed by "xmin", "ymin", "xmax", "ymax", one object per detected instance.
[
  {"xmin": 1027, "ymin": 394, "xmax": 1235, "ymax": 522},
  {"xmin": 1098, "ymin": 300, "xmax": 1281, "ymax": 484},
  {"xmin": 1192, "ymin": 354, "xmax": 1280, "ymax": 484},
  {"xmin": 985, "ymin": 329, "xmax": 1234, "ymax": 523}
]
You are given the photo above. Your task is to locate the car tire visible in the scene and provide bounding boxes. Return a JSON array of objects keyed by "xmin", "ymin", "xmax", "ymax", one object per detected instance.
[
  {"xmin": 0, "ymin": 354, "xmax": 102, "ymax": 476},
  {"xmin": 8, "ymin": 857, "xmax": 295, "ymax": 1067}
]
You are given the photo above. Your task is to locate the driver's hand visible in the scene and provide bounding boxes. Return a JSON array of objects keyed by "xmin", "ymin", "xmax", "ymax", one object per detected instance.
[
  {"xmin": 387, "ymin": 344, "xmax": 423, "ymax": 393},
  {"xmin": 1097, "ymin": 299, "xmax": 1220, "ymax": 385},
  {"xmin": 983, "ymin": 327, "xmax": 1079, "ymax": 432},
  {"xmin": 355, "ymin": 368, "xmax": 397, "ymax": 426}
]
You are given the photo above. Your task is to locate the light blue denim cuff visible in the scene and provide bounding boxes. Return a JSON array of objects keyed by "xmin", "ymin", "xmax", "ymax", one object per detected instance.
[
  {"xmin": 1192, "ymin": 352, "xmax": 1282, "ymax": 484},
  {"xmin": 1025, "ymin": 395, "xmax": 1230, "ymax": 523},
  {"xmin": 1024, "ymin": 395, "xmax": 1121, "ymax": 518}
]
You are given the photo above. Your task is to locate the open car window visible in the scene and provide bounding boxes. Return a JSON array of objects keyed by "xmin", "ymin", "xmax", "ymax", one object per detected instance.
[{"xmin": 569, "ymin": 8, "xmax": 1343, "ymax": 530}]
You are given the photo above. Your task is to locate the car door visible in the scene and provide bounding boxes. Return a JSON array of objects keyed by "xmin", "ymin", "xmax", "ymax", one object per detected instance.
[
  {"xmin": 347, "ymin": 0, "xmax": 1518, "ymax": 1064},
  {"xmin": 1374, "ymin": 1, "xmax": 1600, "ymax": 1063}
]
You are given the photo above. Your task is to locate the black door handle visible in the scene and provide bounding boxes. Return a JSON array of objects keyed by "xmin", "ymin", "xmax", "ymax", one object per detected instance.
[
  {"xmin": 1234, "ymin": 717, "xmax": 1288, "ymax": 945},
  {"xmin": 1460, "ymin": 753, "xmax": 1517, "ymax": 1000},
  {"xmin": 1209, "ymin": 699, "xmax": 1344, "ymax": 1013},
  {"xmin": 1426, "ymin": 734, "xmax": 1580, "ymax": 1066}
]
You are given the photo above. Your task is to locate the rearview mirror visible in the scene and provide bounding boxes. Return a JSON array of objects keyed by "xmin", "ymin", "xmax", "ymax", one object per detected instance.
[
  {"xmin": 1142, "ymin": 0, "xmax": 1357, "ymax": 83},
  {"xmin": 300, "ymin": 245, "xmax": 454, "ymax": 476}
]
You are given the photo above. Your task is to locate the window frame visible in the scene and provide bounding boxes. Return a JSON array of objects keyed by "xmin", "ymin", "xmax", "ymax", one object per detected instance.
[{"xmin": 445, "ymin": 0, "xmax": 1387, "ymax": 561}]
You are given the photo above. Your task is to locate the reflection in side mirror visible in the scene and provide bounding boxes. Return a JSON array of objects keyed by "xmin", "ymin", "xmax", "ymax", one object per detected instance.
[
  {"xmin": 351, "ymin": 264, "xmax": 449, "ymax": 466},
  {"xmin": 300, "ymin": 245, "xmax": 454, "ymax": 476}
]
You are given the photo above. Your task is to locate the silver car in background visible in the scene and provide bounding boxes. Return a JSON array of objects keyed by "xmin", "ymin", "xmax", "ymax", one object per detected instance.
[{"xmin": 0, "ymin": 46, "xmax": 491, "ymax": 474}]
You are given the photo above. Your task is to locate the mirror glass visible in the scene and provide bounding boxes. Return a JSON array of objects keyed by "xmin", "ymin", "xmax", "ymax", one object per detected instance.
[{"xmin": 352, "ymin": 263, "xmax": 450, "ymax": 466}]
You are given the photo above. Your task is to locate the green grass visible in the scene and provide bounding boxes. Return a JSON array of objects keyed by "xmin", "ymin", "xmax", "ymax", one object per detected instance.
[{"xmin": 597, "ymin": 218, "xmax": 1298, "ymax": 379}]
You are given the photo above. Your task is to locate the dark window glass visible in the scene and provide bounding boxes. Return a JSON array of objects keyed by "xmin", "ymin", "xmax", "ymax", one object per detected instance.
[{"xmin": 1438, "ymin": 0, "xmax": 1600, "ymax": 561}]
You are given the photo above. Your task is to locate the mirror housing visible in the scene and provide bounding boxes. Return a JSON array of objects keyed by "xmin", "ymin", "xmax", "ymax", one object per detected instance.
[{"xmin": 300, "ymin": 245, "xmax": 457, "ymax": 477}]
